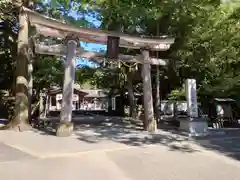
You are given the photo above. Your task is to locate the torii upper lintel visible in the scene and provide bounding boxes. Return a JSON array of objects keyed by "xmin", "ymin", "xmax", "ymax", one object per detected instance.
[{"xmin": 23, "ymin": 7, "xmax": 175, "ymax": 51}]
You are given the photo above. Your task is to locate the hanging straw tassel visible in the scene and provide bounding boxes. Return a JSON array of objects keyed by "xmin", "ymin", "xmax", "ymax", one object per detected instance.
[
  {"xmin": 118, "ymin": 61, "xmax": 121, "ymax": 68},
  {"xmin": 103, "ymin": 58, "xmax": 106, "ymax": 67},
  {"xmin": 135, "ymin": 64, "xmax": 138, "ymax": 70}
]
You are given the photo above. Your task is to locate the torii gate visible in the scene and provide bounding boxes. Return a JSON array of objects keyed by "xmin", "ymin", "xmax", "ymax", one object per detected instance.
[{"xmin": 16, "ymin": 7, "xmax": 174, "ymax": 136}]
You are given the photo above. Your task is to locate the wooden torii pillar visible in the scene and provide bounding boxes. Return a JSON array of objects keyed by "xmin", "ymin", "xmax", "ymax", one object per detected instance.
[
  {"xmin": 56, "ymin": 36, "xmax": 78, "ymax": 137},
  {"xmin": 141, "ymin": 48, "xmax": 156, "ymax": 132},
  {"xmin": 19, "ymin": 7, "xmax": 174, "ymax": 136}
]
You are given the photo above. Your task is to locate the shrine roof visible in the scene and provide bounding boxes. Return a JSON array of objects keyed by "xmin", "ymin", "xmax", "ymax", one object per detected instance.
[
  {"xmin": 214, "ymin": 98, "xmax": 235, "ymax": 102},
  {"xmin": 47, "ymin": 86, "xmax": 88, "ymax": 96}
]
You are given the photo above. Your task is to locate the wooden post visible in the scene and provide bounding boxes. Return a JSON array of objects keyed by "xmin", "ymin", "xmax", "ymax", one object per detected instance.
[
  {"xmin": 127, "ymin": 71, "xmax": 137, "ymax": 119},
  {"xmin": 44, "ymin": 95, "xmax": 49, "ymax": 118},
  {"xmin": 155, "ymin": 65, "xmax": 160, "ymax": 122},
  {"xmin": 39, "ymin": 91, "xmax": 44, "ymax": 119},
  {"xmin": 28, "ymin": 63, "xmax": 33, "ymax": 122},
  {"xmin": 56, "ymin": 37, "xmax": 78, "ymax": 137},
  {"xmin": 155, "ymin": 23, "xmax": 160, "ymax": 123},
  {"xmin": 141, "ymin": 48, "xmax": 156, "ymax": 132}
]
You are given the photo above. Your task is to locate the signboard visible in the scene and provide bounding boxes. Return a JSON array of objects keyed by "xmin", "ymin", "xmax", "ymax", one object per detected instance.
[{"xmin": 185, "ymin": 79, "xmax": 198, "ymax": 118}]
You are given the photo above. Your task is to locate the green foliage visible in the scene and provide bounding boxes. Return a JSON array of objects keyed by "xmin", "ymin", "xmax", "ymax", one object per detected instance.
[
  {"xmin": 57, "ymin": 0, "xmax": 240, "ymax": 102},
  {"xmin": 1, "ymin": 0, "xmax": 240, "ymax": 104},
  {"xmin": 75, "ymin": 65, "xmax": 126, "ymax": 94},
  {"xmin": 177, "ymin": 2, "xmax": 240, "ymax": 99},
  {"xmin": 33, "ymin": 56, "xmax": 64, "ymax": 89},
  {"xmin": 0, "ymin": 0, "xmax": 18, "ymax": 91},
  {"xmin": 95, "ymin": 0, "xmax": 240, "ymax": 102},
  {"xmin": 168, "ymin": 88, "xmax": 186, "ymax": 101}
]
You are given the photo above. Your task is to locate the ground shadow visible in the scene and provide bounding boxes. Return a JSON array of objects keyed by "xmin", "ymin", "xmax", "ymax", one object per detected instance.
[
  {"xmin": 74, "ymin": 120, "xmax": 196, "ymax": 153},
  {"xmin": 159, "ymin": 122, "xmax": 240, "ymax": 161},
  {"xmin": 34, "ymin": 115, "xmax": 197, "ymax": 153},
  {"xmin": 192, "ymin": 128, "xmax": 240, "ymax": 161},
  {"xmin": 33, "ymin": 115, "xmax": 240, "ymax": 161}
]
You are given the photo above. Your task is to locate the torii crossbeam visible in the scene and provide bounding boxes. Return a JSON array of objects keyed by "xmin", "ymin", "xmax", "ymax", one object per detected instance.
[{"xmin": 35, "ymin": 44, "xmax": 169, "ymax": 66}]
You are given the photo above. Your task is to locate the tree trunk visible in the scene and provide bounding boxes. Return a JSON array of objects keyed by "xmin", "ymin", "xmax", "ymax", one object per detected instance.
[
  {"xmin": 127, "ymin": 70, "xmax": 137, "ymax": 119},
  {"xmin": 141, "ymin": 49, "xmax": 156, "ymax": 132},
  {"xmin": 9, "ymin": 6, "xmax": 31, "ymax": 131},
  {"xmin": 155, "ymin": 65, "xmax": 160, "ymax": 122}
]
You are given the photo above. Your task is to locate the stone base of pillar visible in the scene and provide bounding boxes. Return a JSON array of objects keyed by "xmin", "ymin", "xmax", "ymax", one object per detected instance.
[
  {"xmin": 56, "ymin": 122, "xmax": 74, "ymax": 137},
  {"xmin": 179, "ymin": 117, "xmax": 208, "ymax": 137},
  {"xmin": 17, "ymin": 123, "xmax": 33, "ymax": 132}
]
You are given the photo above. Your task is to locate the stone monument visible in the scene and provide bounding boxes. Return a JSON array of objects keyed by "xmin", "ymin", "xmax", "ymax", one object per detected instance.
[{"xmin": 179, "ymin": 79, "xmax": 208, "ymax": 137}]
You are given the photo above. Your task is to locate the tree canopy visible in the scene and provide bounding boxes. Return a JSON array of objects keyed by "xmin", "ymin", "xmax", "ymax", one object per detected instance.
[{"xmin": 1, "ymin": 0, "xmax": 240, "ymax": 106}]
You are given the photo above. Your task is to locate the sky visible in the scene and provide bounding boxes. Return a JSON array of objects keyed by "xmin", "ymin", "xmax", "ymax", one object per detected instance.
[
  {"xmin": 42, "ymin": 0, "xmax": 106, "ymax": 68},
  {"xmin": 68, "ymin": 11, "xmax": 107, "ymax": 68}
]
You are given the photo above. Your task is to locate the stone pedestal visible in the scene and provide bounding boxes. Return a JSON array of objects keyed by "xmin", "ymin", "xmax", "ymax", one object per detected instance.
[
  {"xmin": 56, "ymin": 122, "xmax": 74, "ymax": 137},
  {"xmin": 179, "ymin": 117, "xmax": 208, "ymax": 137}
]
